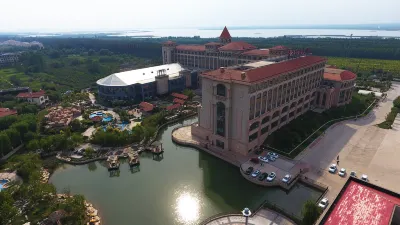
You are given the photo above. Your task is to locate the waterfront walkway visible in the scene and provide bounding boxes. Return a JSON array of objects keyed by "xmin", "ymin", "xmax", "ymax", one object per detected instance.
[{"xmin": 203, "ymin": 209, "xmax": 295, "ymax": 225}]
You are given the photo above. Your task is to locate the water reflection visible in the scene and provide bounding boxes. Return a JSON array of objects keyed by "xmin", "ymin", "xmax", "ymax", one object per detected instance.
[
  {"xmin": 174, "ymin": 187, "xmax": 201, "ymax": 224},
  {"xmin": 88, "ymin": 162, "xmax": 97, "ymax": 171}
]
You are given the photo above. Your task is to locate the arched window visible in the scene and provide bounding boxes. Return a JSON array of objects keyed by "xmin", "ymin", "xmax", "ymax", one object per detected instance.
[
  {"xmin": 216, "ymin": 84, "xmax": 226, "ymax": 97},
  {"xmin": 282, "ymin": 106, "xmax": 289, "ymax": 113},
  {"xmin": 216, "ymin": 102, "xmax": 226, "ymax": 137},
  {"xmin": 272, "ymin": 110, "xmax": 280, "ymax": 119}
]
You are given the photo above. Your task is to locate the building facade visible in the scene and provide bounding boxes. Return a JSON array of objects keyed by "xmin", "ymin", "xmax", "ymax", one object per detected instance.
[
  {"xmin": 192, "ymin": 56, "xmax": 357, "ymax": 155},
  {"xmin": 97, "ymin": 63, "xmax": 198, "ymax": 102},
  {"xmin": 162, "ymin": 27, "xmax": 289, "ymax": 71},
  {"xmin": 16, "ymin": 90, "xmax": 49, "ymax": 106},
  {"xmin": 0, "ymin": 53, "xmax": 19, "ymax": 66}
]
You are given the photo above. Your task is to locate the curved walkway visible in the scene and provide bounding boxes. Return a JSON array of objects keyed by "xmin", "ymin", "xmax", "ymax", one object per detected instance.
[{"xmin": 203, "ymin": 209, "xmax": 295, "ymax": 225}]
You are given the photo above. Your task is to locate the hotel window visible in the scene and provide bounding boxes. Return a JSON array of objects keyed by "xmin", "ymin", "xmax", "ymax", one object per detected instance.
[
  {"xmin": 249, "ymin": 96, "xmax": 255, "ymax": 120},
  {"xmin": 249, "ymin": 121, "xmax": 260, "ymax": 131},
  {"xmin": 261, "ymin": 91, "xmax": 267, "ymax": 114},
  {"xmin": 248, "ymin": 132, "xmax": 258, "ymax": 143},
  {"xmin": 261, "ymin": 126, "xmax": 269, "ymax": 135},
  {"xmin": 261, "ymin": 116, "xmax": 270, "ymax": 124},
  {"xmin": 216, "ymin": 140, "xmax": 224, "ymax": 149},
  {"xmin": 255, "ymin": 93, "xmax": 261, "ymax": 117},
  {"xmin": 216, "ymin": 102, "xmax": 226, "ymax": 137}
]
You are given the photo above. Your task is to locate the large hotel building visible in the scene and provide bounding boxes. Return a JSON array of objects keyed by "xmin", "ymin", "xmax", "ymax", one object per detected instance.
[{"xmin": 188, "ymin": 27, "xmax": 356, "ymax": 155}]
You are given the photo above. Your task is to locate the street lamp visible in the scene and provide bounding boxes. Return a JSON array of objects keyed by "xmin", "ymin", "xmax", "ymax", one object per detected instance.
[{"xmin": 242, "ymin": 207, "xmax": 252, "ymax": 225}]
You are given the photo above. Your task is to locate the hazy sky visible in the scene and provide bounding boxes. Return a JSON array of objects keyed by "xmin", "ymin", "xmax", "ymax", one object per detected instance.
[{"xmin": 1, "ymin": 0, "xmax": 399, "ymax": 32}]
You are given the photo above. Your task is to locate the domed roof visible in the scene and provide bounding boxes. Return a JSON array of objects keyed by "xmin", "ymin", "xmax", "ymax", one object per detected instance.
[{"xmin": 324, "ymin": 68, "xmax": 357, "ymax": 81}]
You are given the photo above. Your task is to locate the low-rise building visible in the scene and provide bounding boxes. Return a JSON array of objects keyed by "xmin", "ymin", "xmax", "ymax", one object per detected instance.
[
  {"xmin": 0, "ymin": 53, "xmax": 19, "ymax": 66},
  {"xmin": 96, "ymin": 64, "xmax": 198, "ymax": 102},
  {"xmin": 0, "ymin": 108, "xmax": 17, "ymax": 118},
  {"xmin": 16, "ymin": 90, "xmax": 49, "ymax": 106},
  {"xmin": 44, "ymin": 106, "xmax": 81, "ymax": 129}
]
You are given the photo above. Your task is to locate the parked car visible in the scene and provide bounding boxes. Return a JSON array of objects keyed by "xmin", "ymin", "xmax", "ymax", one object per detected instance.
[
  {"xmin": 318, "ymin": 198, "xmax": 329, "ymax": 209},
  {"xmin": 350, "ymin": 171, "xmax": 356, "ymax": 177},
  {"xmin": 258, "ymin": 156, "xmax": 269, "ymax": 163},
  {"xmin": 361, "ymin": 174, "xmax": 368, "ymax": 182},
  {"xmin": 250, "ymin": 157, "xmax": 260, "ymax": 163},
  {"xmin": 282, "ymin": 174, "xmax": 292, "ymax": 183},
  {"xmin": 329, "ymin": 164, "xmax": 337, "ymax": 173},
  {"xmin": 270, "ymin": 152, "xmax": 279, "ymax": 158},
  {"xmin": 266, "ymin": 172, "xmax": 276, "ymax": 182},
  {"xmin": 268, "ymin": 155, "xmax": 277, "ymax": 161},
  {"xmin": 245, "ymin": 167, "xmax": 254, "ymax": 175},
  {"xmin": 338, "ymin": 168, "xmax": 346, "ymax": 177},
  {"xmin": 251, "ymin": 170, "xmax": 261, "ymax": 178},
  {"xmin": 258, "ymin": 172, "xmax": 268, "ymax": 181}
]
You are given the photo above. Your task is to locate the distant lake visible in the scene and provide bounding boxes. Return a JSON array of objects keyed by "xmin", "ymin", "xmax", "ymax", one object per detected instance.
[{"xmin": 109, "ymin": 28, "xmax": 400, "ymax": 38}]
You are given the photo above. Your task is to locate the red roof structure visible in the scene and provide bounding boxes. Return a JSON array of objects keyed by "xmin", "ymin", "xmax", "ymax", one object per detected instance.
[
  {"xmin": 324, "ymin": 68, "xmax": 357, "ymax": 81},
  {"xmin": 163, "ymin": 41, "xmax": 176, "ymax": 45},
  {"xmin": 203, "ymin": 55, "xmax": 327, "ymax": 83},
  {"xmin": 241, "ymin": 49, "xmax": 270, "ymax": 56},
  {"xmin": 90, "ymin": 116, "xmax": 102, "ymax": 122},
  {"xmin": 220, "ymin": 26, "xmax": 232, "ymax": 39},
  {"xmin": 270, "ymin": 45, "xmax": 289, "ymax": 50},
  {"xmin": 173, "ymin": 98, "xmax": 185, "ymax": 105},
  {"xmin": 218, "ymin": 41, "xmax": 257, "ymax": 51},
  {"xmin": 16, "ymin": 90, "xmax": 46, "ymax": 98},
  {"xmin": 0, "ymin": 108, "xmax": 17, "ymax": 118},
  {"xmin": 320, "ymin": 178, "xmax": 400, "ymax": 225},
  {"xmin": 166, "ymin": 104, "xmax": 181, "ymax": 111},
  {"xmin": 171, "ymin": 93, "xmax": 188, "ymax": 100},
  {"xmin": 139, "ymin": 102, "xmax": 154, "ymax": 112},
  {"xmin": 176, "ymin": 45, "xmax": 205, "ymax": 52},
  {"xmin": 205, "ymin": 42, "xmax": 222, "ymax": 46}
]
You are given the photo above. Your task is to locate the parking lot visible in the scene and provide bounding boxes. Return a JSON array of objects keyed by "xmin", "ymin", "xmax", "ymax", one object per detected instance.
[{"xmin": 241, "ymin": 152, "xmax": 300, "ymax": 187}]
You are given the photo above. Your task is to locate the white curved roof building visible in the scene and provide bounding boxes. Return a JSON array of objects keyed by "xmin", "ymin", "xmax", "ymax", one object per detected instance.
[{"xmin": 96, "ymin": 63, "xmax": 184, "ymax": 86}]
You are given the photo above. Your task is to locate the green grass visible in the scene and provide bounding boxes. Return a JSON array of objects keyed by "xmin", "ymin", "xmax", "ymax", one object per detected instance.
[
  {"xmin": 327, "ymin": 57, "xmax": 400, "ymax": 78},
  {"xmin": 264, "ymin": 93, "xmax": 376, "ymax": 158}
]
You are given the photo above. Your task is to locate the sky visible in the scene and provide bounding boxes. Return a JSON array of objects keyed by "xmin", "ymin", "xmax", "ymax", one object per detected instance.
[{"xmin": 1, "ymin": 0, "xmax": 400, "ymax": 32}]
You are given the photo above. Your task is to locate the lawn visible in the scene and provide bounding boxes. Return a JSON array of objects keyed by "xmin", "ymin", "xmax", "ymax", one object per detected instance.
[
  {"xmin": 327, "ymin": 57, "xmax": 400, "ymax": 78},
  {"xmin": 264, "ymin": 93, "xmax": 376, "ymax": 158}
]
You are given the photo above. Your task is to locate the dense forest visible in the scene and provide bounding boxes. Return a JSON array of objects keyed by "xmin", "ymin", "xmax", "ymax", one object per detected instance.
[{"xmin": 14, "ymin": 36, "xmax": 400, "ymax": 60}]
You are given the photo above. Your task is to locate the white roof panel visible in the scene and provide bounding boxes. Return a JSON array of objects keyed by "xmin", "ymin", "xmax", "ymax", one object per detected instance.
[{"xmin": 96, "ymin": 63, "xmax": 184, "ymax": 86}]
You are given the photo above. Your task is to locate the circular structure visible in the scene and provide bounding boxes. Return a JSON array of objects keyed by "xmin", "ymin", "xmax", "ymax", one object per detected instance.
[{"xmin": 242, "ymin": 208, "xmax": 252, "ymax": 217}]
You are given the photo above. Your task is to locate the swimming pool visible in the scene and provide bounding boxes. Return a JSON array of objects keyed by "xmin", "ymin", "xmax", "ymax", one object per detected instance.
[
  {"xmin": 102, "ymin": 116, "xmax": 113, "ymax": 122},
  {"xmin": 0, "ymin": 179, "xmax": 9, "ymax": 192}
]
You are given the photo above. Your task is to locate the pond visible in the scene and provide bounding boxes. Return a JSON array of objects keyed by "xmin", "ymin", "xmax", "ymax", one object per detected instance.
[{"xmin": 49, "ymin": 117, "xmax": 322, "ymax": 225}]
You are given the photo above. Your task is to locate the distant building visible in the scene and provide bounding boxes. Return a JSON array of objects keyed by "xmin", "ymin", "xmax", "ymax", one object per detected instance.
[
  {"xmin": 96, "ymin": 63, "xmax": 198, "ymax": 102},
  {"xmin": 162, "ymin": 27, "xmax": 289, "ymax": 71},
  {"xmin": 16, "ymin": 90, "xmax": 49, "ymax": 106},
  {"xmin": 191, "ymin": 55, "xmax": 357, "ymax": 155},
  {"xmin": 0, "ymin": 53, "xmax": 19, "ymax": 66},
  {"xmin": 319, "ymin": 176, "xmax": 400, "ymax": 225},
  {"xmin": 0, "ymin": 108, "xmax": 17, "ymax": 118}
]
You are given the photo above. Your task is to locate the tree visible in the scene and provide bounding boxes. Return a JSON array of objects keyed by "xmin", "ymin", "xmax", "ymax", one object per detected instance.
[
  {"xmin": 0, "ymin": 132, "xmax": 12, "ymax": 156},
  {"xmin": 393, "ymin": 96, "xmax": 400, "ymax": 109},
  {"xmin": 0, "ymin": 191, "xmax": 18, "ymax": 224},
  {"xmin": 70, "ymin": 119, "xmax": 82, "ymax": 132},
  {"xmin": 11, "ymin": 121, "xmax": 29, "ymax": 138},
  {"xmin": 183, "ymin": 89, "xmax": 195, "ymax": 100},
  {"xmin": 71, "ymin": 133, "xmax": 84, "ymax": 146},
  {"xmin": 84, "ymin": 147, "xmax": 95, "ymax": 158},
  {"xmin": 5, "ymin": 128, "xmax": 21, "ymax": 147},
  {"xmin": 40, "ymin": 137, "xmax": 52, "ymax": 152},
  {"xmin": 301, "ymin": 200, "xmax": 322, "ymax": 225},
  {"xmin": 27, "ymin": 139, "xmax": 40, "ymax": 151}
]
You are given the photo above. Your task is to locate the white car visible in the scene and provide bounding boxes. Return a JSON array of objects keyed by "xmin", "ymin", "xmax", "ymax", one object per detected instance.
[
  {"xmin": 282, "ymin": 174, "xmax": 292, "ymax": 183},
  {"xmin": 251, "ymin": 170, "xmax": 261, "ymax": 178},
  {"xmin": 318, "ymin": 198, "xmax": 329, "ymax": 209},
  {"xmin": 329, "ymin": 164, "xmax": 337, "ymax": 173},
  {"xmin": 268, "ymin": 152, "xmax": 279, "ymax": 158},
  {"xmin": 266, "ymin": 172, "xmax": 276, "ymax": 182},
  {"xmin": 338, "ymin": 168, "xmax": 346, "ymax": 177},
  {"xmin": 258, "ymin": 156, "xmax": 269, "ymax": 163},
  {"xmin": 268, "ymin": 155, "xmax": 277, "ymax": 162},
  {"xmin": 361, "ymin": 174, "xmax": 368, "ymax": 182}
]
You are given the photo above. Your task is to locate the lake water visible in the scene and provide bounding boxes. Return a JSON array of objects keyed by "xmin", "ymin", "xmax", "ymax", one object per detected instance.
[
  {"xmin": 49, "ymin": 117, "xmax": 322, "ymax": 225},
  {"xmin": 110, "ymin": 28, "xmax": 400, "ymax": 38}
]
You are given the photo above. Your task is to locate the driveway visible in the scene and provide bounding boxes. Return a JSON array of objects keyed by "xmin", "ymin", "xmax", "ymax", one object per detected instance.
[{"xmin": 298, "ymin": 82, "xmax": 400, "ymax": 199}]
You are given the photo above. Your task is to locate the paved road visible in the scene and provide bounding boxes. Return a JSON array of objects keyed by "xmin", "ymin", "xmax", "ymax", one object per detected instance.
[{"xmin": 298, "ymin": 82, "xmax": 400, "ymax": 200}]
